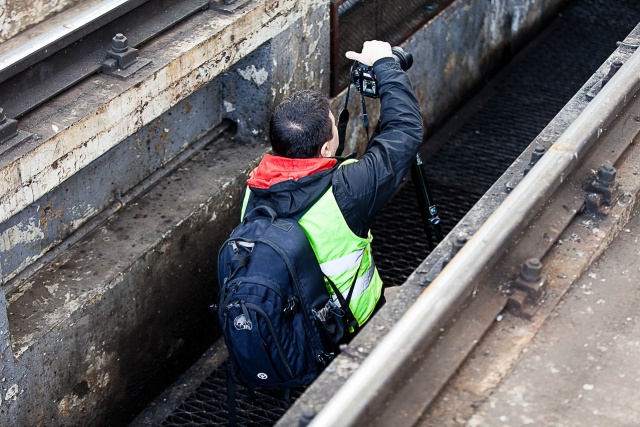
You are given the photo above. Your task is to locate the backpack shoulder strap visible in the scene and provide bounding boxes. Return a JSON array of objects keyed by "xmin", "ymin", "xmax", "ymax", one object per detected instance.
[{"xmin": 323, "ymin": 270, "xmax": 361, "ymax": 333}]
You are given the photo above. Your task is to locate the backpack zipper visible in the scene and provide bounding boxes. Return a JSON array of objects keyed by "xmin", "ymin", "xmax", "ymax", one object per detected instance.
[{"xmin": 222, "ymin": 276, "xmax": 287, "ymax": 310}]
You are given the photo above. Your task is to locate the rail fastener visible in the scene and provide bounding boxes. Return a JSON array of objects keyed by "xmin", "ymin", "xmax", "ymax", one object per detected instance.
[
  {"xmin": 102, "ymin": 33, "xmax": 152, "ymax": 79},
  {"xmin": 506, "ymin": 258, "xmax": 546, "ymax": 320}
]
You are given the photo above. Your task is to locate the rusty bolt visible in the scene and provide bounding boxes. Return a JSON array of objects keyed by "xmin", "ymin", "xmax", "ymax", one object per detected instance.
[
  {"xmin": 589, "ymin": 163, "xmax": 617, "ymax": 206},
  {"xmin": 111, "ymin": 33, "xmax": 129, "ymax": 53},
  {"xmin": 596, "ymin": 163, "xmax": 616, "ymax": 186},
  {"xmin": 585, "ymin": 192, "xmax": 603, "ymax": 213},
  {"xmin": 519, "ymin": 258, "xmax": 542, "ymax": 283}
]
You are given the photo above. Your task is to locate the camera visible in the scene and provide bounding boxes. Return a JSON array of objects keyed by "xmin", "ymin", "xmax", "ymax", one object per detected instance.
[{"xmin": 350, "ymin": 46, "xmax": 413, "ymax": 98}]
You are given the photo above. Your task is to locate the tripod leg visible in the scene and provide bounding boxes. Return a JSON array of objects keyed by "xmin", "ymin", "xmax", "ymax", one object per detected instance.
[
  {"xmin": 410, "ymin": 153, "xmax": 443, "ymax": 249},
  {"xmin": 367, "ymin": 119, "xmax": 443, "ymax": 248}
]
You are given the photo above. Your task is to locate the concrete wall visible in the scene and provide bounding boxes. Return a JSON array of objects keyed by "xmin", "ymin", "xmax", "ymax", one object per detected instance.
[{"xmin": 0, "ymin": 0, "xmax": 569, "ymax": 425}]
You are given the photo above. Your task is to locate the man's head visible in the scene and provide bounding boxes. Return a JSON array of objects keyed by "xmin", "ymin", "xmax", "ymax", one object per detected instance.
[{"xmin": 270, "ymin": 90, "xmax": 338, "ymax": 159}]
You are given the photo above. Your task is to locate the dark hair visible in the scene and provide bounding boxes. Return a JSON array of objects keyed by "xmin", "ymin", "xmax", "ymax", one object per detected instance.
[{"xmin": 269, "ymin": 90, "xmax": 333, "ymax": 158}]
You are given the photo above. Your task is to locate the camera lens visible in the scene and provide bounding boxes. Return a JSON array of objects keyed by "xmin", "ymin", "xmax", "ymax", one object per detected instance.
[{"xmin": 391, "ymin": 46, "xmax": 413, "ymax": 71}]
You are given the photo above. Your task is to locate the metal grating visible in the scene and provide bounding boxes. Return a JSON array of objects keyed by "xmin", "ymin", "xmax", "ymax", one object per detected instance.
[
  {"xmin": 160, "ymin": 366, "xmax": 304, "ymax": 426},
  {"xmin": 155, "ymin": 0, "xmax": 640, "ymax": 425},
  {"xmin": 372, "ymin": 0, "xmax": 640, "ymax": 287}
]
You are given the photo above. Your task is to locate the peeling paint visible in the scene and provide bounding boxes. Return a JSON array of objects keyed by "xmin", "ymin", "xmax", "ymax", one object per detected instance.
[
  {"xmin": 58, "ymin": 393, "xmax": 83, "ymax": 417},
  {"xmin": 45, "ymin": 283, "xmax": 60, "ymax": 295},
  {"xmin": 236, "ymin": 65, "xmax": 269, "ymax": 86},
  {"xmin": 68, "ymin": 205, "xmax": 98, "ymax": 231},
  {"xmin": 0, "ymin": 218, "xmax": 45, "ymax": 252},
  {"xmin": 223, "ymin": 100, "xmax": 236, "ymax": 112},
  {"xmin": 5, "ymin": 384, "xmax": 18, "ymax": 402}
]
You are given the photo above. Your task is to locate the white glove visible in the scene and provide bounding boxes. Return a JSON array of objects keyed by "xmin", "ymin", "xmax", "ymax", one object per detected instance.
[{"xmin": 345, "ymin": 40, "xmax": 393, "ymax": 66}]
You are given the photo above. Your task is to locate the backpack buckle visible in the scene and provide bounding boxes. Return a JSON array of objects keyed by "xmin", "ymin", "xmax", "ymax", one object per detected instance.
[
  {"xmin": 316, "ymin": 351, "xmax": 335, "ymax": 366},
  {"xmin": 283, "ymin": 296, "xmax": 299, "ymax": 316}
]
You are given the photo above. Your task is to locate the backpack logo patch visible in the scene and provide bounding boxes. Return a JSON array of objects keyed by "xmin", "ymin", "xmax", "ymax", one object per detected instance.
[{"xmin": 234, "ymin": 314, "xmax": 252, "ymax": 331}]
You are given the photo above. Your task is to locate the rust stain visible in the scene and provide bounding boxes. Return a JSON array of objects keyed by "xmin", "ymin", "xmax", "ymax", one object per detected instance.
[
  {"xmin": 185, "ymin": 102, "xmax": 192, "ymax": 114},
  {"xmin": 444, "ymin": 52, "xmax": 457, "ymax": 77},
  {"xmin": 39, "ymin": 201, "xmax": 64, "ymax": 230}
]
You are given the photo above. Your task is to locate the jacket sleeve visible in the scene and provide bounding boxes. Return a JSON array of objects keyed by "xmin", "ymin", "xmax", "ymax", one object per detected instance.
[{"xmin": 333, "ymin": 57, "xmax": 424, "ymax": 237}]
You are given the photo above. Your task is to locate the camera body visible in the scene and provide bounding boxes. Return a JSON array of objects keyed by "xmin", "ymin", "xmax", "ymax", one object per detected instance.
[{"xmin": 350, "ymin": 46, "xmax": 413, "ymax": 98}]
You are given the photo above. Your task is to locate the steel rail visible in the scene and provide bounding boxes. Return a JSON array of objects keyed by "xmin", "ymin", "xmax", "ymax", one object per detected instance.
[
  {"xmin": 0, "ymin": 0, "xmax": 210, "ymax": 119},
  {"xmin": 309, "ymin": 48, "xmax": 640, "ymax": 427},
  {"xmin": 0, "ymin": 0, "xmax": 150, "ymax": 84}
]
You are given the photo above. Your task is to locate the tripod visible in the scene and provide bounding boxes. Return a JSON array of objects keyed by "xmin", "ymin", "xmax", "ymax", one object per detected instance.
[{"xmin": 336, "ymin": 89, "xmax": 443, "ymax": 250}]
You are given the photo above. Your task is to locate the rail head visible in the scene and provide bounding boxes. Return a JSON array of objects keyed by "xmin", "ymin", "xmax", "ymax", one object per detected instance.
[
  {"xmin": 308, "ymin": 47, "xmax": 640, "ymax": 427},
  {"xmin": 0, "ymin": 0, "xmax": 150, "ymax": 84}
]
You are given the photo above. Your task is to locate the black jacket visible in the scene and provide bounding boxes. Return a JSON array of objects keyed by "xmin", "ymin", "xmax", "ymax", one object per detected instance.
[{"xmin": 248, "ymin": 57, "xmax": 424, "ymax": 237}]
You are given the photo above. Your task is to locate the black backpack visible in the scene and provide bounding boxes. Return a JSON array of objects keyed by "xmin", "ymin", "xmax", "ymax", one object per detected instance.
[{"xmin": 216, "ymin": 205, "xmax": 358, "ymax": 391}]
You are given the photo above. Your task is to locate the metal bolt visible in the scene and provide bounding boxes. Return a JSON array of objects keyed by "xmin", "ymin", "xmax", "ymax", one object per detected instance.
[
  {"xmin": 585, "ymin": 192, "xmax": 603, "ymax": 213},
  {"xmin": 519, "ymin": 258, "xmax": 542, "ymax": 283},
  {"xmin": 452, "ymin": 233, "xmax": 468, "ymax": 255},
  {"xmin": 298, "ymin": 407, "xmax": 316, "ymax": 427},
  {"xmin": 601, "ymin": 60, "xmax": 623, "ymax": 88},
  {"xmin": 524, "ymin": 147, "xmax": 546, "ymax": 175},
  {"xmin": 531, "ymin": 147, "xmax": 546, "ymax": 163},
  {"xmin": 596, "ymin": 163, "xmax": 616, "ymax": 186},
  {"xmin": 111, "ymin": 33, "xmax": 129, "ymax": 53},
  {"xmin": 0, "ymin": 108, "xmax": 6, "ymax": 124}
]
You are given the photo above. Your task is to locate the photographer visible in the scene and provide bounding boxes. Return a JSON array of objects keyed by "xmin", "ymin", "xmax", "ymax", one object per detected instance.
[{"xmin": 242, "ymin": 40, "xmax": 424, "ymax": 330}]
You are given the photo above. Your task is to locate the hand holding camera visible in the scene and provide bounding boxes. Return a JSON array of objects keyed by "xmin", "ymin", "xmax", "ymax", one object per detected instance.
[
  {"xmin": 346, "ymin": 40, "xmax": 413, "ymax": 98},
  {"xmin": 345, "ymin": 40, "xmax": 393, "ymax": 66}
]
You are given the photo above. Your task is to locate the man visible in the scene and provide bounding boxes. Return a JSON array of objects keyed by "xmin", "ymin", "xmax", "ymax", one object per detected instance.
[{"xmin": 241, "ymin": 40, "xmax": 423, "ymax": 329}]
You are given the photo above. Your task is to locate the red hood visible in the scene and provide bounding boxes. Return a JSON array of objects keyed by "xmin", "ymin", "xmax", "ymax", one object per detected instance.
[{"xmin": 247, "ymin": 154, "xmax": 338, "ymax": 189}]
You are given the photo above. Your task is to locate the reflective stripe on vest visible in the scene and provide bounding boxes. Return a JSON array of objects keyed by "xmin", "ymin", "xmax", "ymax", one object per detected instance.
[
  {"xmin": 329, "ymin": 259, "xmax": 376, "ymax": 304},
  {"xmin": 319, "ymin": 248, "xmax": 363, "ymax": 277}
]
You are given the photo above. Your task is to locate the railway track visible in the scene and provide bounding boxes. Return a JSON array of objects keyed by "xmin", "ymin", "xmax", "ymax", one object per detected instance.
[{"xmin": 0, "ymin": 0, "xmax": 209, "ymax": 119}]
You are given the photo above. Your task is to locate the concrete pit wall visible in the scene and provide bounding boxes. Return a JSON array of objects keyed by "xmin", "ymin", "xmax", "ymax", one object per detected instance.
[{"xmin": 0, "ymin": 0, "xmax": 567, "ymax": 425}]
